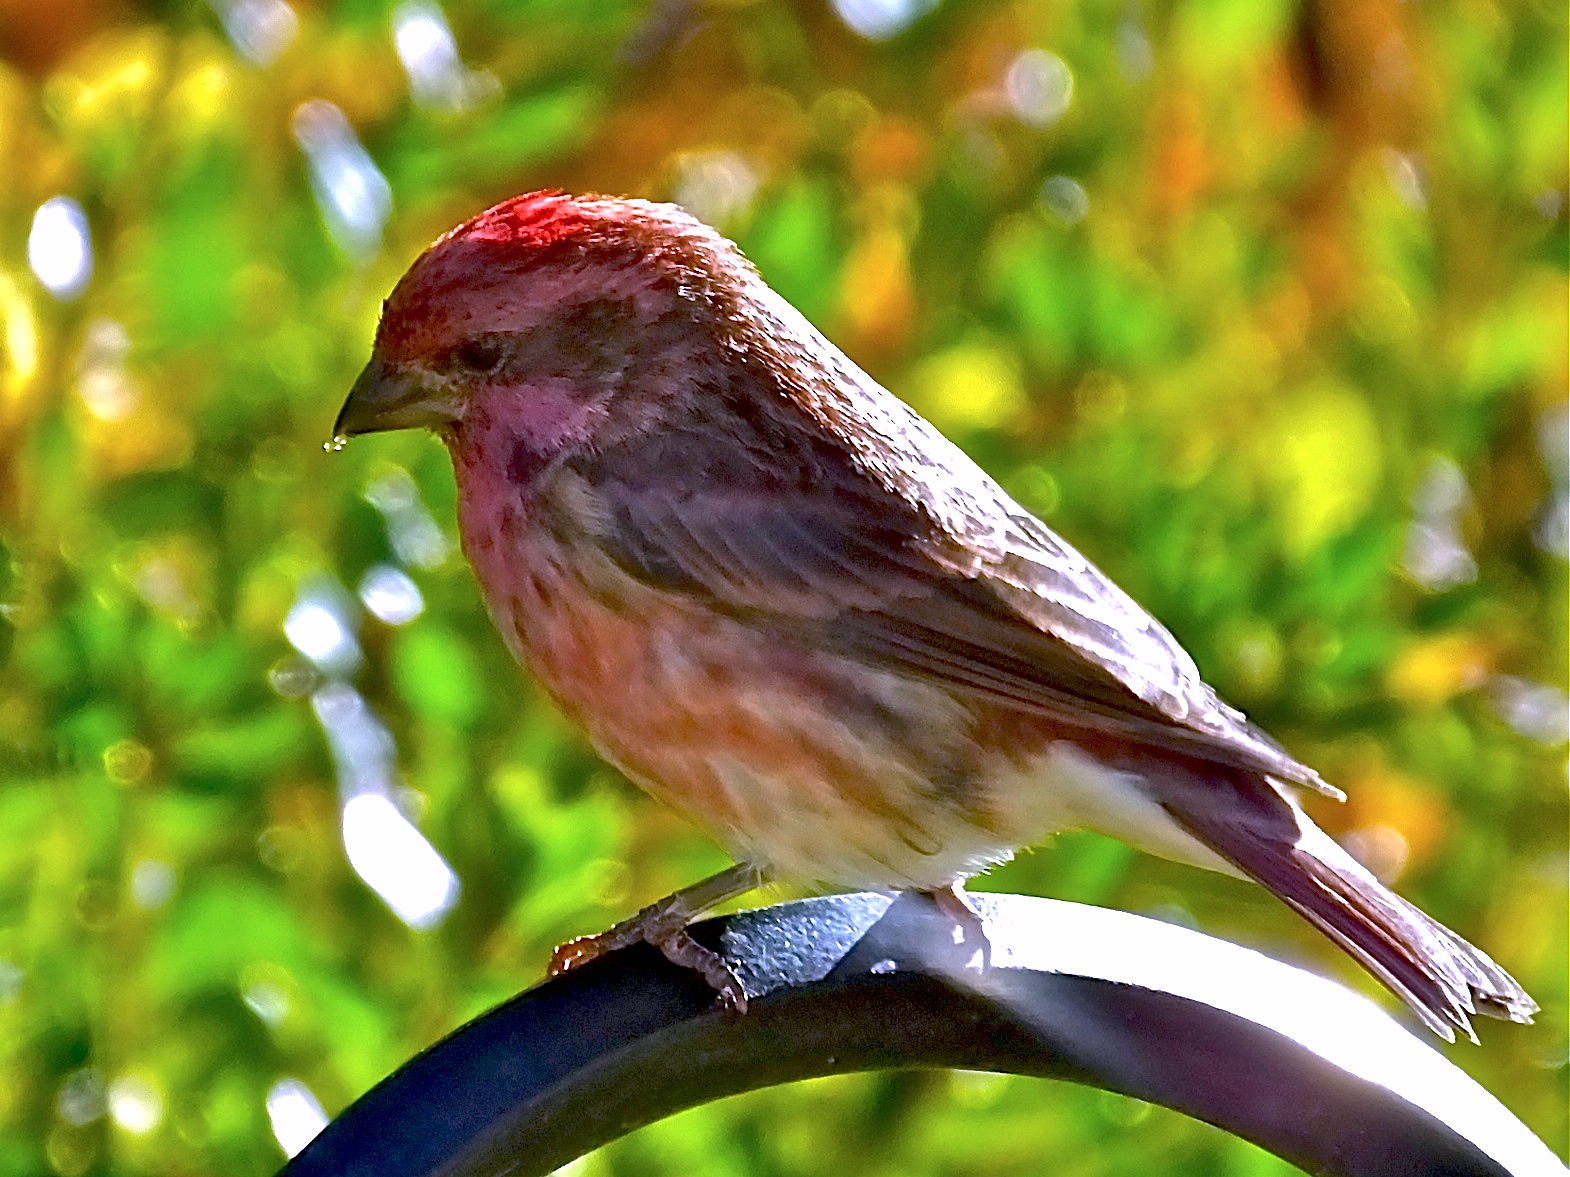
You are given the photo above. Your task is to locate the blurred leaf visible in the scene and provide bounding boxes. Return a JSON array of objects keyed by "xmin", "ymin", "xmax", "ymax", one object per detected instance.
[
  {"xmin": 739, "ymin": 176, "xmax": 842, "ymax": 323},
  {"xmin": 390, "ymin": 622, "xmax": 484, "ymax": 727},
  {"xmin": 144, "ymin": 873, "xmax": 327, "ymax": 1001},
  {"xmin": 1260, "ymin": 381, "xmax": 1384, "ymax": 557},
  {"xmin": 172, "ymin": 708, "xmax": 311, "ymax": 786}
]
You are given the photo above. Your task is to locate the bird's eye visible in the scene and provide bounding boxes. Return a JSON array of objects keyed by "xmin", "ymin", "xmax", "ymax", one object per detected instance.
[{"xmin": 455, "ymin": 338, "xmax": 502, "ymax": 372}]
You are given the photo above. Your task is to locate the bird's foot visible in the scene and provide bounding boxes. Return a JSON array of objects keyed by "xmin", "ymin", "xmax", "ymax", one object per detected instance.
[
  {"xmin": 547, "ymin": 863, "xmax": 763, "ymax": 1011},
  {"xmin": 548, "ymin": 909, "xmax": 749, "ymax": 1011}
]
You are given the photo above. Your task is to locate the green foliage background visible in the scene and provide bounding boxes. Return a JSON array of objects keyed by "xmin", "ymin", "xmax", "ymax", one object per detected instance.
[{"xmin": 1, "ymin": 0, "xmax": 1566, "ymax": 1174}]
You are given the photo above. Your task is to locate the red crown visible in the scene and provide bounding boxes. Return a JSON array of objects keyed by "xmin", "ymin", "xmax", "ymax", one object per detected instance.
[{"xmin": 438, "ymin": 190, "xmax": 608, "ymax": 252}]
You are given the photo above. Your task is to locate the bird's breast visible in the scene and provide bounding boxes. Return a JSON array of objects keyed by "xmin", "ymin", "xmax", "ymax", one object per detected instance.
[{"xmin": 451, "ymin": 470, "xmax": 1035, "ymax": 888}]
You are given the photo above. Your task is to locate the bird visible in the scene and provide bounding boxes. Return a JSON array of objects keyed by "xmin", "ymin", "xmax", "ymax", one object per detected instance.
[{"xmin": 333, "ymin": 189, "xmax": 1536, "ymax": 1040}]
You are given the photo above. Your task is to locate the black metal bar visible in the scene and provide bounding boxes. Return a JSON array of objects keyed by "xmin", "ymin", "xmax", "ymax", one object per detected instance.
[{"xmin": 279, "ymin": 892, "xmax": 1565, "ymax": 1177}]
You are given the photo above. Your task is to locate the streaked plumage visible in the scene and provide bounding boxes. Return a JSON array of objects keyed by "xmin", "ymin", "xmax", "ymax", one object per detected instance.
[{"xmin": 335, "ymin": 191, "xmax": 1536, "ymax": 1040}]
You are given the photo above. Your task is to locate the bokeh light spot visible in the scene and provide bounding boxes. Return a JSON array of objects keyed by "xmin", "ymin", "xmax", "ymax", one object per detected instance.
[
  {"xmin": 210, "ymin": 0, "xmax": 298, "ymax": 64},
  {"xmin": 28, "ymin": 197, "xmax": 93, "ymax": 300},
  {"xmin": 1005, "ymin": 49, "xmax": 1073, "ymax": 126},
  {"xmin": 293, "ymin": 100, "xmax": 392, "ymax": 257},
  {"xmin": 284, "ymin": 581, "xmax": 362, "ymax": 676},
  {"xmin": 341, "ymin": 792, "xmax": 460, "ymax": 930},
  {"xmin": 358, "ymin": 565, "xmax": 424, "ymax": 626},
  {"xmin": 107, "ymin": 1075, "xmax": 164, "ymax": 1136},
  {"xmin": 393, "ymin": 1, "xmax": 486, "ymax": 109},
  {"xmin": 832, "ymin": 0, "xmax": 936, "ymax": 41},
  {"xmin": 266, "ymin": 1079, "xmax": 326, "ymax": 1158}
]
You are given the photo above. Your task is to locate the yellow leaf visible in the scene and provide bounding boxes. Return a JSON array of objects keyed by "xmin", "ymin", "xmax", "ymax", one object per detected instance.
[
  {"xmin": 1386, "ymin": 633, "xmax": 1492, "ymax": 705},
  {"xmin": 1260, "ymin": 380, "xmax": 1382, "ymax": 555},
  {"xmin": 907, "ymin": 339, "xmax": 1026, "ymax": 434}
]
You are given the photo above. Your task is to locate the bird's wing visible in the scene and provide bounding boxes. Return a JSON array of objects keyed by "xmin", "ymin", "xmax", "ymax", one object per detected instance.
[{"xmin": 571, "ymin": 420, "xmax": 1333, "ymax": 795}]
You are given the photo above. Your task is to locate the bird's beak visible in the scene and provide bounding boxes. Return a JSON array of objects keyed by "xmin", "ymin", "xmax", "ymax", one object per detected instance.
[{"xmin": 333, "ymin": 359, "xmax": 460, "ymax": 438}]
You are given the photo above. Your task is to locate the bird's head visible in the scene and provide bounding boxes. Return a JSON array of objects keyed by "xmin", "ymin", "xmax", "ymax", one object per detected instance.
[{"xmin": 334, "ymin": 190, "xmax": 755, "ymax": 463}]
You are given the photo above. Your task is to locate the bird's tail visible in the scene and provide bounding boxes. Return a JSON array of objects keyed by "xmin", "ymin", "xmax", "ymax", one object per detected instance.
[{"xmin": 1160, "ymin": 768, "xmax": 1538, "ymax": 1042}]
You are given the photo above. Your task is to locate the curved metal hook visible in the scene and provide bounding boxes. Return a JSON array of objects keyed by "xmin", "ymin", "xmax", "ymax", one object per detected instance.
[{"xmin": 279, "ymin": 893, "xmax": 1564, "ymax": 1177}]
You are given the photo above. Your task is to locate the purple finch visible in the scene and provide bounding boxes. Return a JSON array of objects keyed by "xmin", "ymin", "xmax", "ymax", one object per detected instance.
[{"xmin": 334, "ymin": 191, "xmax": 1535, "ymax": 1040}]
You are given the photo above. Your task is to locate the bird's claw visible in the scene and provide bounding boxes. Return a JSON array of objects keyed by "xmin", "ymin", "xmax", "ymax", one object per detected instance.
[
  {"xmin": 548, "ymin": 917, "xmax": 748, "ymax": 1013},
  {"xmin": 651, "ymin": 926, "xmax": 749, "ymax": 1013},
  {"xmin": 547, "ymin": 935, "xmax": 612, "ymax": 977}
]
